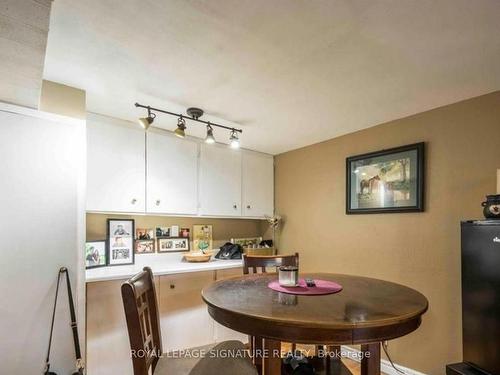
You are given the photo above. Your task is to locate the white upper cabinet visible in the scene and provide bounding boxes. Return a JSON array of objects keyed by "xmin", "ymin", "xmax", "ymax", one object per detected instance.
[
  {"xmin": 146, "ymin": 130, "xmax": 198, "ymax": 215},
  {"xmin": 87, "ymin": 114, "xmax": 146, "ymax": 213},
  {"xmin": 242, "ymin": 152, "xmax": 274, "ymax": 217},
  {"xmin": 199, "ymin": 144, "xmax": 242, "ymax": 217}
]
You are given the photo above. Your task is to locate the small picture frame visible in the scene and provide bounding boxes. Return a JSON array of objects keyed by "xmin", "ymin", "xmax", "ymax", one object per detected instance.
[
  {"xmin": 156, "ymin": 226, "xmax": 170, "ymax": 237},
  {"xmin": 107, "ymin": 219, "xmax": 135, "ymax": 266},
  {"xmin": 158, "ymin": 237, "xmax": 190, "ymax": 253},
  {"xmin": 136, "ymin": 228, "xmax": 154, "ymax": 240},
  {"xmin": 85, "ymin": 240, "xmax": 106, "ymax": 269},
  {"xmin": 231, "ymin": 237, "xmax": 263, "ymax": 248},
  {"xmin": 180, "ymin": 227, "xmax": 190, "ymax": 238},
  {"xmin": 135, "ymin": 239, "xmax": 155, "ymax": 254},
  {"xmin": 193, "ymin": 225, "xmax": 213, "ymax": 252}
]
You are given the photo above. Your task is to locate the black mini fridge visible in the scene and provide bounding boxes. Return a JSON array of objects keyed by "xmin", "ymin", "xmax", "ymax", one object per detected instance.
[{"xmin": 447, "ymin": 221, "xmax": 500, "ymax": 375}]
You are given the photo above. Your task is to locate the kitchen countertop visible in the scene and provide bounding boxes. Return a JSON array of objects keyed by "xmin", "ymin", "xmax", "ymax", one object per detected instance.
[{"xmin": 85, "ymin": 253, "xmax": 243, "ymax": 283}]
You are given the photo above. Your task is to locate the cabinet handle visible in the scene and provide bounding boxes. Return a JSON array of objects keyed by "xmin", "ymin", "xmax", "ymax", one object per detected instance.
[
  {"xmin": 170, "ymin": 284, "xmax": 175, "ymax": 289},
  {"xmin": 246, "ymin": 205, "xmax": 251, "ymax": 209},
  {"xmin": 233, "ymin": 204, "xmax": 238, "ymax": 209},
  {"xmin": 156, "ymin": 199, "xmax": 161, "ymax": 206},
  {"xmin": 131, "ymin": 198, "xmax": 137, "ymax": 205}
]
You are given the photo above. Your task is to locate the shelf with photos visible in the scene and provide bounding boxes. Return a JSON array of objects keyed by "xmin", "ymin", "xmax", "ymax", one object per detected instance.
[{"xmin": 85, "ymin": 219, "xmax": 214, "ymax": 270}]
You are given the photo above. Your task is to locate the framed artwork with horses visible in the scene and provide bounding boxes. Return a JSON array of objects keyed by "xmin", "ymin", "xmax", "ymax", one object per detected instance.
[{"xmin": 346, "ymin": 142, "xmax": 424, "ymax": 214}]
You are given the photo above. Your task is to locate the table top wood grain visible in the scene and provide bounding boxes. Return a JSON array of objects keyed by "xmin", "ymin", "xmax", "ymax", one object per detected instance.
[{"xmin": 202, "ymin": 273, "xmax": 428, "ymax": 344}]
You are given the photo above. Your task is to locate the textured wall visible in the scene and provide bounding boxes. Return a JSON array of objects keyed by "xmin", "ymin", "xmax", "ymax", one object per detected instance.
[
  {"xmin": 0, "ymin": 0, "xmax": 52, "ymax": 108},
  {"xmin": 274, "ymin": 91, "xmax": 500, "ymax": 374}
]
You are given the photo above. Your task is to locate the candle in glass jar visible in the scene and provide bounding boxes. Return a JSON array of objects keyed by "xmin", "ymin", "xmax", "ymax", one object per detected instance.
[{"xmin": 279, "ymin": 266, "xmax": 299, "ymax": 287}]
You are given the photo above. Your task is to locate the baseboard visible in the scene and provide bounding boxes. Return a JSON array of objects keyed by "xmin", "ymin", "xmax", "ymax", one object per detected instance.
[{"xmin": 341, "ymin": 346, "xmax": 428, "ymax": 375}]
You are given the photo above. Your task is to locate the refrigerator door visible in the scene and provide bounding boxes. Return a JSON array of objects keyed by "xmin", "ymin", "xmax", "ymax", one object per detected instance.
[{"xmin": 461, "ymin": 221, "xmax": 500, "ymax": 375}]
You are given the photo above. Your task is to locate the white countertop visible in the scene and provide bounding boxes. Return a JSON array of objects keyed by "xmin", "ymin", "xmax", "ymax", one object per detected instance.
[{"xmin": 86, "ymin": 253, "xmax": 243, "ymax": 283}]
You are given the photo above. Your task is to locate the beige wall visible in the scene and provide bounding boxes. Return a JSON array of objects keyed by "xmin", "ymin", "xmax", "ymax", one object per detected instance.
[
  {"xmin": 87, "ymin": 213, "xmax": 266, "ymax": 249},
  {"xmin": 39, "ymin": 80, "xmax": 86, "ymax": 119},
  {"xmin": 274, "ymin": 91, "xmax": 500, "ymax": 374}
]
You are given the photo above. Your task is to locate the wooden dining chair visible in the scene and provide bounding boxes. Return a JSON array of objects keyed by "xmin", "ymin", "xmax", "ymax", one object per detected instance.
[
  {"xmin": 243, "ymin": 253, "xmax": 300, "ymax": 369},
  {"xmin": 121, "ymin": 267, "xmax": 258, "ymax": 375},
  {"xmin": 242, "ymin": 252, "xmax": 299, "ymax": 275}
]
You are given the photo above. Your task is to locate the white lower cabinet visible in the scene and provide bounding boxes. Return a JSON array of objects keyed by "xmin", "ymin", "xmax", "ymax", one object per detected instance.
[
  {"xmin": 146, "ymin": 130, "xmax": 199, "ymax": 215},
  {"xmin": 158, "ymin": 272, "xmax": 215, "ymax": 351}
]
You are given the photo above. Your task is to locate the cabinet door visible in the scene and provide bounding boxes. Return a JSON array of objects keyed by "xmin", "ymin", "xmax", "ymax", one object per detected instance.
[
  {"xmin": 199, "ymin": 144, "xmax": 242, "ymax": 216},
  {"xmin": 87, "ymin": 114, "xmax": 146, "ymax": 213},
  {"xmin": 158, "ymin": 272, "xmax": 215, "ymax": 351},
  {"xmin": 242, "ymin": 152, "xmax": 274, "ymax": 217},
  {"xmin": 146, "ymin": 130, "xmax": 198, "ymax": 215}
]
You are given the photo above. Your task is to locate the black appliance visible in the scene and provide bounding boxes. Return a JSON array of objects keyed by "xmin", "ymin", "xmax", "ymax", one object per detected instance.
[{"xmin": 447, "ymin": 220, "xmax": 500, "ymax": 375}]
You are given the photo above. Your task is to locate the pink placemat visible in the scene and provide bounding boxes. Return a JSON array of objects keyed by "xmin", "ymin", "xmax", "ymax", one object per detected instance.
[{"xmin": 268, "ymin": 278, "xmax": 343, "ymax": 295}]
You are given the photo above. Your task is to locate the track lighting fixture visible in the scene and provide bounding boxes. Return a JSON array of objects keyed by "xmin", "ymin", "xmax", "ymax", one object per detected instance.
[
  {"xmin": 205, "ymin": 124, "xmax": 216, "ymax": 144},
  {"xmin": 135, "ymin": 103, "xmax": 242, "ymax": 147},
  {"xmin": 174, "ymin": 116, "xmax": 186, "ymax": 138},
  {"xmin": 229, "ymin": 130, "xmax": 240, "ymax": 149},
  {"xmin": 138, "ymin": 109, "xmax": 155, "ymax": 130}
]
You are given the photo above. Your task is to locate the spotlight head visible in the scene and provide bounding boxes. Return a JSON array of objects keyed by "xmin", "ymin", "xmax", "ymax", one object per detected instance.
[
  {"xmin": 174, "ymin": 116, "xmax": 186, "ymax": 138},
  {"xmin": 138, "ymin": 114, "xmax": 155, "ymax": 130},
  {"xmin": 205, "ymin": 124, "xmax": 216, "ymax": 144},
  {"xmin": 229, "ymin": 130, "xmax": 240, "ymax": 149}
]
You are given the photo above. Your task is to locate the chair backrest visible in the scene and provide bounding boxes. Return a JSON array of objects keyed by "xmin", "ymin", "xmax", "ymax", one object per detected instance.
[
  {"xmin": 122, "ymin": 267, "xmax": 162, "ymax": 375},
  {"xmin": 243, "ymin": 253, "xmax": 299, "ymax": 274}
]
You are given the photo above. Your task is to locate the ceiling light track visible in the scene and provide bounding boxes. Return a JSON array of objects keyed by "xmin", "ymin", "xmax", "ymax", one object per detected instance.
[{"xmin": 135, "ymin": 102, "xmax": 243, "ymax": 134}]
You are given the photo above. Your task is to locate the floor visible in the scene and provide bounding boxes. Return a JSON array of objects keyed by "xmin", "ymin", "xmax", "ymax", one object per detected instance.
[{"xmin": 166, "ymin": 343, "xmax": 385, "ymax": 375}]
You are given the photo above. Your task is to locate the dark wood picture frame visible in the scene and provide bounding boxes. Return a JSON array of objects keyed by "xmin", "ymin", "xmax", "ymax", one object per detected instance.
[
  {"xmin": 85, "ymin": 240, "xmax": 107, "ymax": 269},
  {"xmin": 157, "ymin": 237, "xmax": 190, "ymax": 253},
  {"xmin": 346, "ymin": 142, "xmax": 425, "ymax": 214},
  {"xmin": 107, "ymin": 218, "xmax": 135, "ymax": 266}
]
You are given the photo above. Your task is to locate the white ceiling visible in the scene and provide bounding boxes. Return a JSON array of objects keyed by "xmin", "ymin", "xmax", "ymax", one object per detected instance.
[{"xmin": 44, "ymin": 0, "xmax": 500, "ymax": 155}]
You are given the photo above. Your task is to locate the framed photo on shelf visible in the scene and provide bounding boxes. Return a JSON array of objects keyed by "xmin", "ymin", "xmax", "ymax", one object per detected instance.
[
  {"xmin": 231, "ymin": 237, "xmax": 263, "ymax": 248},
  {"xmin": 180, "ymin": 227, "xmax": 190, "ymax": 238},
  {"xmin": 346, "ymin": 142, "xmax": 425, "ymax": 214},
  {"xmin": 135, "ymin": 239, "xmax": 155, "ymax": 254},
  {"xmin": 136, "ymin": 228, "xmax": 154, "ymax": 240},
  {"xmin": 85, "ymin": 240, "xmax": 106, "ymax": 269},
  {"xmin": 193, "ymin": 225, "xmax": 213, "ymax": 252},
  {"xmin": 156, "ymin": 226, "xmax": 170, "ymax": 237},
  {"xmin": 107, "ymin": 219, "xmax": 135, "ymax": 266},
  {"xmin": 157, "ymin": 237, "xmax": 190, "ymax": 253}
]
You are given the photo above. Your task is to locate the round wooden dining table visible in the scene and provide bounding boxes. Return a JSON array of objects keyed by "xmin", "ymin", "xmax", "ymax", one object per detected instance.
[{"xmin": 202, "ymin": 273, "xmax": 428, "ymax": 375}]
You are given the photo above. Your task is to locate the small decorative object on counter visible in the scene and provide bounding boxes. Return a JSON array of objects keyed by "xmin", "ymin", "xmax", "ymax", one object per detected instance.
[
  {"xmin": 482, "ymin": 194, "xmax": 500, "ymax": 219},
  {"xmin": 265, "ymin": 214, "xmax": 282, "ymax": 251},
  {"xmin": 279, "ymin": 265, "xmax": 299, "ymax": 287},
  {"xmin": 183, "ymin": 251, "xmax": 212, "ymax": 263}
]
